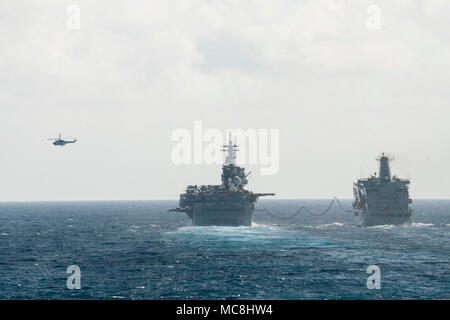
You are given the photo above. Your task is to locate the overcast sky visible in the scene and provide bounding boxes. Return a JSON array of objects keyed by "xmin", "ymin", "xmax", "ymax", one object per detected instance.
[{"xmin": 1, "ymin": 0, "xmax": 450, "ymax": 201}]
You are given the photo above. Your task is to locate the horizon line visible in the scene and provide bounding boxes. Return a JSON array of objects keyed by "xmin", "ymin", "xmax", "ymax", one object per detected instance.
[{"xmin": 0, "ymin": 197, "xmax": 449, "ymax": 203}]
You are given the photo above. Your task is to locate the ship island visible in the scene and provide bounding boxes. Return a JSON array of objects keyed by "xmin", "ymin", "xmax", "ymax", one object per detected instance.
[
  {"xmin": 353, "ymin": 153, "xmax": 412, "ymax": 226},
  {"xmin": 169, "ymin": 136, "xmax": 275, "ymax": 226}
]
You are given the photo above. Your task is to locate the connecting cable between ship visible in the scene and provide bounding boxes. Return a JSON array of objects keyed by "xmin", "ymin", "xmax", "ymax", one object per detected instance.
[{"xmin": 255, "ymin": 197, "xmax": 354, "ymax": 219}]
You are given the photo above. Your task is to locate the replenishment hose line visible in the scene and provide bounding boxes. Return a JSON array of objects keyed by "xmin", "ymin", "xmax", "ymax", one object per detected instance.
[{"xmin": 255, "ymin": 197, "xmax": 353, "ymax": 219}]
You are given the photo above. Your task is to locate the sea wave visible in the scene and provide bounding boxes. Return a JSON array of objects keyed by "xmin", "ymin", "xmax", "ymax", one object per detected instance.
[
  {"xmin": 368, "ymin": 222, "xmax": 435, "ymax": 229},
  {"xmin": 301, "ymin": 222, "xmax": 345, "ymax": 229},
  {"xmin": 316, "ymin": 222, "xmax": 345, "ymax": 229},
  {"xmin": 164, "ymin": 224, "xmax": 336, "ymax": 249},
  {"xmin": 410, "ymin": 222, "xmax": 434, "ymax": 227},
  {"xmin": 368, "ymin": 224, "xmax": 396, "ymax": 229}
]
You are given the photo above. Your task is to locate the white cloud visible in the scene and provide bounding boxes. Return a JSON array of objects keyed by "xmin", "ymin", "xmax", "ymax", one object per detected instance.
[{"xmin": 1, "ymin": 0, "xmax": 450, "ymax": 200}]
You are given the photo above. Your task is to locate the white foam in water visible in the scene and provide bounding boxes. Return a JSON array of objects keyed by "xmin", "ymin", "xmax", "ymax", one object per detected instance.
[
  {"xmin": 300, "ymin": 222, "xmax": 345, "ymax": 229},
  {"xmin": 316, "ymin": 222, "xmax": 345, "ymax": 229},
  {"xmin": 164, "ymin": 224, "xmax": 335, "ymax": 249},
  {"xmin": 251, "ymin": 222, "xmax": 276, "ymax": 228},
  {"xmin": 410, "ymin": 222, "xmax": 434, "ymax": 227},
  {"xmin": 167, "ymin": 224, "xmax": 278, "ymax": 240},
  {"xmin": 368, "ymin": 224, "xmax": 396, "ymax": 229},
  {"xmin": 367, "ymin": 222, "xmax": 434, "ymax": 229}
]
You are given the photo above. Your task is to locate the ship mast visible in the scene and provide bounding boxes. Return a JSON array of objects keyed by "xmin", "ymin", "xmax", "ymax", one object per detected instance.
[
  {"xmin": 376, "ymin": 152, "xmax": 393, "ymax": 182},
  {"xmin": 222, "ymin": 133, "xmax": 238, "ymax": 166}
]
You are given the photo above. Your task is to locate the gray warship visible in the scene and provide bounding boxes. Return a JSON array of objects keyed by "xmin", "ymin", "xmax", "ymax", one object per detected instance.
[
  {"xmin": 353, "ymin": 153, "xmax": 412, "ymax": 226},
  {"xmin": 169, "ymin": 136, "xmax": 275, "ymax": 226}
]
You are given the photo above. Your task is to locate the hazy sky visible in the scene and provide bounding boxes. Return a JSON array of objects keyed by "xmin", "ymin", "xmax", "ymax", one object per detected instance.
[{"xmin": 1, "ymin": 0, "xmax": 450, "ymax": 201}]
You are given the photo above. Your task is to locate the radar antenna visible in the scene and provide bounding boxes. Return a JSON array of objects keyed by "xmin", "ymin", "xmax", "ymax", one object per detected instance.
[{"xmin": 221, "ymin": 133, "xmax": 239, "ymax": 165}]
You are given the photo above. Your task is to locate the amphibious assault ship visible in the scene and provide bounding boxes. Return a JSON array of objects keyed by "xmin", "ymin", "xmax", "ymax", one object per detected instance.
[
  {"xmin": 169, "ymin": 136, "xmax": 275, "ymax": 226},
  {"xmin": 353, "ymin": 153, "xmax": 412, "ymax": 226}
]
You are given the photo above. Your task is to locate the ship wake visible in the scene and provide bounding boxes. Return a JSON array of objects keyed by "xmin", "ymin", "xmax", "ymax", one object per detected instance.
[{"xmin": 163, "ymin": 224, "xmax": 336, "ymax": 250}]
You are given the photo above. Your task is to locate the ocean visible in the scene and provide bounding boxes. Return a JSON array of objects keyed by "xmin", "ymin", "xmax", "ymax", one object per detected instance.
[{"xmin": 0, "ymin": 199, "xmax": 448, "ymax": 300}]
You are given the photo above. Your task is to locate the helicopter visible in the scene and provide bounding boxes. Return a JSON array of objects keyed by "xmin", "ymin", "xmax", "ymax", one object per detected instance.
[{"xmin": 48, "ymin": 133, "xmax": 77, "ymax": 146}]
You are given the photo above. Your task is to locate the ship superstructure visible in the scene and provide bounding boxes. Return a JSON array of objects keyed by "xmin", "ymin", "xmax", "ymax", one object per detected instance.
[
  {"xmin": 353, "ymin": 153, "xmax": 412, "ymax": 226},
  {"xmin": 169, "ymin": 136, "xmax": 275, "ymax": 226}
]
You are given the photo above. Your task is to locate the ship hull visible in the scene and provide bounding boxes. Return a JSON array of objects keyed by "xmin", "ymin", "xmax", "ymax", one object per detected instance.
[
  {"xmin": 190, "ymin": 202, "xmax": 253, "ymax": 226},
  {"xmin": 354, "ymin": 209, "xmax": 412, "ymax": 227}
]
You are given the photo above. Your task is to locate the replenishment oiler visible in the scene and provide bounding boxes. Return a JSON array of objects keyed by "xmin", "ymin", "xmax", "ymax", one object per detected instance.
[
  {"xmin": 353, "ymin": 153, "xmax": 412, "ymax": 226},
  {"xmin": 169, "ymin": 136, "xmax": 275, "ymax": 226}
]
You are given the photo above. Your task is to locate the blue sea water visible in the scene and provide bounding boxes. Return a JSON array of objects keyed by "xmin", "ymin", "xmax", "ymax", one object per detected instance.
[{"xmin": 0, "ymin": 199, "xmax": 448, "ymax": 300}]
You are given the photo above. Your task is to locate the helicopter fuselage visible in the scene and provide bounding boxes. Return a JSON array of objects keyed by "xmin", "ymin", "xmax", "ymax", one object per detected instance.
[{"xmin": 53, "ymin": 140, "xmax": 76, "ymax": 146}]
